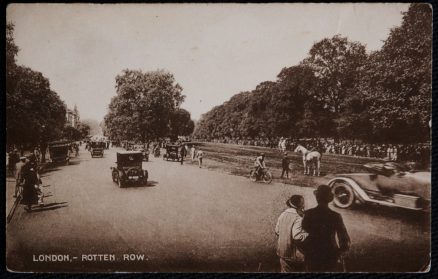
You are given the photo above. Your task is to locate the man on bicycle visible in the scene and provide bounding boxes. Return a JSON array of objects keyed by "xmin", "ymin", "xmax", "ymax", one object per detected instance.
[{"xmin": 254, "ymin": 153, "xmax": 266, "ymax": 178}]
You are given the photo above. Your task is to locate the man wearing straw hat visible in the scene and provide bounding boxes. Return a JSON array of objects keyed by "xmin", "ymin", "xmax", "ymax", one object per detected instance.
[{"xmin": 275, "ymin": 195, "xmax": 308, "ymax": 272}]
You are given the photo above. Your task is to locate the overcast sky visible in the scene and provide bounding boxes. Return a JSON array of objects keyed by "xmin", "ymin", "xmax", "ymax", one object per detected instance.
[{"xmin": 7, "ymin": 3, "xmax": 410, "ymax": 122}]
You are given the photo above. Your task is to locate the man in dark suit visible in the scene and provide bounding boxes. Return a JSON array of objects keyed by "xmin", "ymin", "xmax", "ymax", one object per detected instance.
[
  {"xmin": 180, "ymin": 145, "xmax": 185, "ymax": 165},
  {"xmin": 301, "ymin": 185, "xmax": 350, "ymax": 272},
  {"xmin": 280, "ymin": 152, "xmax": 291, "ymax": 179}
]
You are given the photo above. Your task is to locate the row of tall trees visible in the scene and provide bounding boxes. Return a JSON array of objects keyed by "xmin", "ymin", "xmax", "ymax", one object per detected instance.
[
  {"xmin": 104, "ymin": 70, "xmax": 194, "ymax": 142},
  {"xmin": 194, "ymin": 4, "xmax": 431, "ymax": 143},
  {"xmin": 7, "ymin": 23, "xmax": 66, "ymax": 154},
  {"xmin": 7, "ymin": 23, "xmax": 90, "ymax": 158}
]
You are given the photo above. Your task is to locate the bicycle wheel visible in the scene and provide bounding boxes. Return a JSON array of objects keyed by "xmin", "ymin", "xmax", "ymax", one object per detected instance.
[
  {"xmin": 249, "ymin": 170, "xmax": 257, "ymax": 182},
  {"xmin": 263, "ymin": 171, "xmax": 273, "ymax": 184}
]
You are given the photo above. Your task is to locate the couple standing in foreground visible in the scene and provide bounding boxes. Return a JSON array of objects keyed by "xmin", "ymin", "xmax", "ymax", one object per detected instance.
[{"xmin": 275, "ymin": 185, "xmax": 350, "ymax": 272}]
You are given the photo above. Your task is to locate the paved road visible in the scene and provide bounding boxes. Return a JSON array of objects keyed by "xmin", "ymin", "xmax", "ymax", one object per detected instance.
[{"xmin": 6, "ymin": 146, "xmax": 429, "ymax": 272}]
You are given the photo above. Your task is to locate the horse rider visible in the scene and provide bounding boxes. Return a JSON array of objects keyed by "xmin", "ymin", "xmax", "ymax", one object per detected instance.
[{"xmin": 254, "ymin": 153, "xmax": 266, "ymax": 178}]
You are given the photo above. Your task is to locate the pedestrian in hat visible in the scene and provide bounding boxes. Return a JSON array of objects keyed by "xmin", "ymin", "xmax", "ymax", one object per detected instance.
[
  {"xmin": 275, "ymin": 195, "xmax": 308, "ymax": 272},
  {"xmin": 196, "ymin": 148, "xmax": 204, "ymax": 168},
  {"xmin": 301, "ymin": 185, "xmax": 350, "ymax": 272},
  {"xmin": 21, "ymin": 158, "xmax": 40, "ymax": 212}
]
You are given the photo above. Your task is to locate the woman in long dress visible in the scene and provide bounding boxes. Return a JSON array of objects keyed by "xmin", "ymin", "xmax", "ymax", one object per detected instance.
[{"xmin": 21, "ymin": 159, "xmax": 41, "ymax": 212}]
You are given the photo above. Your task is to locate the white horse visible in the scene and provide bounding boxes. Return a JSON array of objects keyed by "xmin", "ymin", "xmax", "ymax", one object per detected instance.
[{"xmin": 294, "ymin": 145, "xmax": 321, "ymax": 176}]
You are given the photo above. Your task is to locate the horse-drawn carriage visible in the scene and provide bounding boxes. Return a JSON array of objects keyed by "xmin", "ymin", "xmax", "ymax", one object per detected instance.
[{"xmin": 90, "ymin": 141, "xmax": 105, "ymax": 158}]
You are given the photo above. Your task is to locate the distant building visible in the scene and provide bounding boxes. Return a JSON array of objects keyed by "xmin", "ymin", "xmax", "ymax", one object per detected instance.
[{"xmin": 66, "ymin": 104, "xmax": 80, "ymax": 128}]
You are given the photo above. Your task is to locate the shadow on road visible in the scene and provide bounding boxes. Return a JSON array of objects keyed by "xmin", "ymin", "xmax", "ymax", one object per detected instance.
[
  {"xmin": 28, "ymin": 202, "xmax": 68, "ymax": 213},
  {"xmin": 116, "ymin": 181, "xmax": 159, "ymax": 188},
  {"xmin": 337, "ymin": 203, "xmax": 429, "ymax": 225},
  {"xmin": 40, "ymin": 167, "xmax": 61, "ymax": 174},
  {"xmin": 66, "ymin": 160, "xmax": 81, "ymax": 166},
  {"xmin": 146, "ymin": 180, "xmax": 158, "ymax": 187}
]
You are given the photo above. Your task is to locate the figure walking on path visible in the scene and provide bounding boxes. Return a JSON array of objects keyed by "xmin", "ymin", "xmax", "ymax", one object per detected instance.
[
  {"xmin": 21, "ymin": 156, "xmax": 43, "ymax": 212},
  {"xmin": 191, "ymin": 145, "xmax": 196, "ymax": 160},
  {"xmin": 301, "ymin": 185, "xmax": 350, "ymax": 272},
  {"xmin": 281, "ymin": 152, "xmax": 290, "ymax": 179},
  {"xmin": 196, "ymin": 149, "xmax": 204, "ymax": 168},
  {"xmin": 180, "ymin": 146, "xmax": 185, "ymax": 165}
]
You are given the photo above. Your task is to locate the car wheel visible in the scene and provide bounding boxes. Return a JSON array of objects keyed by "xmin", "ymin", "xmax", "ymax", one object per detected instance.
[
  {"xmin": 332, "ymin": 182, "xmax": 355, "ymax": 208},
  {"xmin": 263, "ymin": 171, "xmax": 273, "ymax": 184},
  {"xmin": 112, "ymin": 171, "xmax": 118, "ymax": 183}
]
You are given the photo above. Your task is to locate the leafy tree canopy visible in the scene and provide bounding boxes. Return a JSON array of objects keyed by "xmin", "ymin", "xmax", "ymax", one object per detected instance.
[{"xmin": 105, "ymin": 69, "xmax": 193, "ymax": 142}]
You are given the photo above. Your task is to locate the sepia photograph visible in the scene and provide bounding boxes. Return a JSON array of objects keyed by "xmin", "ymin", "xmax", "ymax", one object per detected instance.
[{"xmin": 5, "ymin": 3, "xmax": 431, "ymax": 273}]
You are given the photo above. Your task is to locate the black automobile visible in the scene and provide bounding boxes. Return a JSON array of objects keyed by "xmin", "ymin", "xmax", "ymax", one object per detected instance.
[
  {"xmin": 111, "ymin": 151, "xmax": 148, "ymax": 188},
  {"xmin": 90, "ymin": 141, "xmax": 105, "ymax": 158},
  {"xmin": 163, "ymin": 144, "xmax": 182, "ymax": 162},
  {"xmin": 48, "ymin": 141, "xmax": 71, "ymax": 165}
]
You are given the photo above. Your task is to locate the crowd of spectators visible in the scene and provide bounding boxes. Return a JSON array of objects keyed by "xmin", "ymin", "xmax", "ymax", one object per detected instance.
[{"xmin": 193, "ymin": 137, "xmax": 430, "ymax": 164}]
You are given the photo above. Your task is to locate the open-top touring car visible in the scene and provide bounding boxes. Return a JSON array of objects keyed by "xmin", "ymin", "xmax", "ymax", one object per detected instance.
[{"xmin": 328, "ymin": 162, "xmax": 430, "ymax": 211}]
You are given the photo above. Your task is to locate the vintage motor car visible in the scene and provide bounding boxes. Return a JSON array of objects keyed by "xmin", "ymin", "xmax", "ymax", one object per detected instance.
[
  {"xmin": 90, "ymin": 141, "xmax": 105, "ymax": 158},
  {"xmin": 48, "ymin": 141, "xmax": 71, "ymax": 165},
  {"xmin": 111, "ymin": 151, "xmax": 148, "ymax": 188},
  {"xmin": 163, "ymin": 144, "xmax": 182, "ymax": 162},
  {"xmin": 328, "ymin": 162, "xmax": 430, "ymax": 211},
  {"xmin": 132, "ymin": 144, "xmax": 149, "ymax": 162}
]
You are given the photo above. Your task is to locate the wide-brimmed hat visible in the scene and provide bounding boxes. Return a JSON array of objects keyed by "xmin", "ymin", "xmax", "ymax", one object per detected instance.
[
  {"xmin": 286, "ymin": 195, "xmax": 303, "ymax": 208},
  {"xmin": 314, "ymin": 185, "xmax": 334, "ymax": 203}
]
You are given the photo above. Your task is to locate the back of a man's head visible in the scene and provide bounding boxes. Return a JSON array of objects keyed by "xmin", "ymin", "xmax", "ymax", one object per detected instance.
[{"xmin": 314, "ymin": 185, "xmax": 334, "ymax": 205}]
